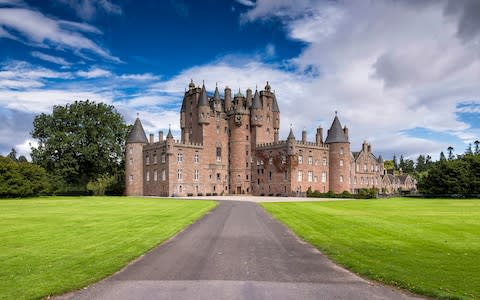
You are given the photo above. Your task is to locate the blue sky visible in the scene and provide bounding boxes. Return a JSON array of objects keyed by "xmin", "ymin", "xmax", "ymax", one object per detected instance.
[{"xmin": 0, "ymin": 0, "xmax": 479, "ymax": 161}]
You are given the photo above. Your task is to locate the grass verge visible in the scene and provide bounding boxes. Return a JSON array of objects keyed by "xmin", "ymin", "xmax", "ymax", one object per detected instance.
[
  {"xmin": 0, "ymin": 196, "xmax": 216, "ymax": 300},
  {"xmin": 261, "ymin": 198, "xmax": 480, "ymax": 300}
]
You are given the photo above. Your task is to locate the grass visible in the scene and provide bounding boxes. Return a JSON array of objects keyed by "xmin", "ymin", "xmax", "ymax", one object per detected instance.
[
  {"xmin": 0, "ymin": 196, "xmax": 216, "ymax": 300},
  {"xmin": 261, "ymin": 198, "xmax": 480, "ymax": 300}
]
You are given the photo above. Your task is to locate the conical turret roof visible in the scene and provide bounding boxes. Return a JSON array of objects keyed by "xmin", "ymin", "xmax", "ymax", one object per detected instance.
[
  {"xmin": 287, "ymin": 128, "xmax": 296, "ymax": 140},
  {"xmin": 127, "ymin": 117, "xmax": 148, "ymax": 143},
  {"xmin": 199, "ymin": 83, "xmax": 208, "ymax": 106},
  {"xmin": 166, "ymin": 127, "xmax": 174, "ymax": 139},
  {"xmin": 252, "ymin": 89, "xmax": 262, "ymax": 109},
  {"xmin": 272, "ymin": 93, "xmax": 280, "ymax": 112},
  {"xmin": 325, "ymin": 114, "xmax": 349, "ymax": 143},
  {"xmin": 213, "ymin": 85, "xmax": 221, "ymax": 101}
]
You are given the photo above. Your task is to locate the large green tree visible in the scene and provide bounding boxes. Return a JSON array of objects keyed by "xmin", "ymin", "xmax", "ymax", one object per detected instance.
[{"xmin": 31, "ymin": 100, "xmax": 129, "ymax": 192}]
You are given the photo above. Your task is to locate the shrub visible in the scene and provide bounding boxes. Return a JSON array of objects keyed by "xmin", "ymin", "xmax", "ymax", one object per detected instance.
[{"xmin": 0, "ymin": 157, "xmax": 50, "ymax": 198}]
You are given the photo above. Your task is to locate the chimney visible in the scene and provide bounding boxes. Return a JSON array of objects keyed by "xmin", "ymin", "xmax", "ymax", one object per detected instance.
[
  {"xmin": 316, "ymin": 127, "xmax": 323, "ymax": 145},
  {"xmin": 302, "ymin": 128, "xmax": 307, "ymax": 143},
  {"xmin": 344, "ymin": 126, "xmax": 349, "ymax": 140},
  {"xmin": 224, "ymin": 86, "xmax": 232, "ymax": 111},
  {"xmin": 149, "ymin": 133, "xmax": 154, "ymax": 144},
  {"xmin": 159, "ymin": 131, "xmax": 164, "ymax": 142}
]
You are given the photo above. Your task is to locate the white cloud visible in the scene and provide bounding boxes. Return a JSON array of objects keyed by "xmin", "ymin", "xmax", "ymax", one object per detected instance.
[
  {"xmin": 236, "ymin": 0, "xmax": 255, "ymax": 7},
  {"xmin": 236, "ymin": 0, "xmax": 480, "ymax": 158},
  {"xmin": 119, "ymin": 73, "xmax": 160, "ymax": 81},
  {"xmin": 0, "ymin": 7, "xmax": 119, "ymax": 61},
  {"xmin": 76, "ymin": 67, "xmax": 111, "ymax": 78},
  {"xmin": 31, "ymin": 51, "xmax": 71, "ymax": 66},
  {"xmin": 0, "ymin": 60, "xmax": 71, "ymax": 89},
  {"xmin": 58, "ymin": 0, "xmax": 122, "ymax": 21}
]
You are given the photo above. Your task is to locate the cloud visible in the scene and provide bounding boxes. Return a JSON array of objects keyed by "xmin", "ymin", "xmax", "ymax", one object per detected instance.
[
  {"xmin": 76, "ymin": 67, "xmax": 111, "ymax": 78},
  {"xmin": 119, "ymin": 73, "xmax": 160, "ymax": 81},
  {"xmin": 236, "ymin": 0, "xmax": 480, "ymax": 159},
  {"xmin": 31, "ymin": 51, "xmax": 71, "ymax": 66},
  {"xmin": 58, "ymin": 0, "xmax": 122, "ymax": 20},
  {"xmin": 0, "ymin": 7, "xmax": 120, "ymax": 62},
  {"xmin": 236, "ymin": 0, "xmax": 255, "ymax": 7},
  {"xmin": 0, "ymin": 60, "xmax": 71, "ymax": 89}
]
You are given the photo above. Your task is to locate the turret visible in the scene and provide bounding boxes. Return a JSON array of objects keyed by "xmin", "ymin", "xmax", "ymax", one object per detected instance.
[
  {"xmin": 166, "ymin": 127, "xmax": 174, "ymax": 154},
  {"xmin": 316, "ymin": 127, "xmax": 323, "ymax": 145},
  {"xmin": 125, "ymin": 116, "xmax": 148, "ymax": 196},
  {"xmin": 246, "ymin": 88, "xmax": 253, "ymax": 108},
  {"xmin": 325, "ymin": 113, "xmax": 351, "ymax": 193},
  {"xmin": 234, "ymin": 88, "xmax": 245, "ymax": 111},
  {"xmin": 250, "ymin": 89, "xmax": 262, "ymax": 127},
  {"xmin": 287, "ymin": 127, "xmax": 296, "ymax": 155},
  {"xmin": 198, "ymin": 83, "xmax": 210, "ymax": 124},
  {"xmin": 224, "ymin": 86, "xmax": 232, "ymax": 111},
  {"xmin": 302, "ymin": 128, "xmax": 307, "ymax": 143}
]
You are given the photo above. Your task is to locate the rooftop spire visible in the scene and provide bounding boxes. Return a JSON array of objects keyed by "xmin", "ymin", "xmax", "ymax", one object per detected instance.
[
  {"xmin": 127, "ymin": 116, "xmax": 148, "ymax": 143},
  {"xmin": 166, "ymin": 125, "xmax": 173, "ymax": 139},
  {"xmin": 213, "ymin": 85, "xmax": 221, "ymax": 101},
  {"xmin": 287, "ymin": 127, "xmax": 296, "ymax": 140},
  {"xmin": 325, "ymin": 113, "xmax": 349, "ymax": 144},
  {"xmin": 199, "ymin": 83, "xmax": 208, "ymax": 106},
  {"xmin": 252, "ymin": 88, "xmax": 262, "ymax": 109}
]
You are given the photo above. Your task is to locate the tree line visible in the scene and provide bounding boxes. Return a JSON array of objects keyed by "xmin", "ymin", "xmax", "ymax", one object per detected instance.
[
  {"xmin": 386, "ymin": 142, "xmax": 480, "ymax": 196},
  {"xmin": 1, "ymin": 100, "xmax": 129, "ymax": 198}
]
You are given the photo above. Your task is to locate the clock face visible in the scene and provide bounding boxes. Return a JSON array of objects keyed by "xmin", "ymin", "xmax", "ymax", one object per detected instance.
[{"xmin": 235, "ymin": 114, "xmax": 242, "ymax": 125}]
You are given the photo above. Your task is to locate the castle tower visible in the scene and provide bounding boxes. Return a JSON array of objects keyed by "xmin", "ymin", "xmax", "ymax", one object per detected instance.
[
  {"xmin": 228, "ymin": 89, "xmax": 251, "ymax": 194},
  {"xmin": 325, "ymin": 113, "xmax": 351, "ymax": 193},
  {"xmin": 125, "ymin": 116, "xmax": 148, "ymax": 196},
  {"xmin": 272, "ymin": 93, "xmax": 280, "ymax": 143}
]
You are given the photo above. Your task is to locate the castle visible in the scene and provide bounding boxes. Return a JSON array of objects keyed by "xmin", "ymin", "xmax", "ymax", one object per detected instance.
[{"xmin": 125, "ymin": 81, "xmax": 416, "ymax": 197}]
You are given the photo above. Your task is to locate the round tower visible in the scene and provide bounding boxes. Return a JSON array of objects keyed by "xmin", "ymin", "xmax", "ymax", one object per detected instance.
[
  {"xmin": 125, "ymin": 116, "xmax": 148, "ymax": 196},
  {"xmin": 228, "ymin": 89, "xmax": 250, "ymax": 194},
  {"xmin": 325, "ymin": 113, "xmax": 351, "ymax": 193}
]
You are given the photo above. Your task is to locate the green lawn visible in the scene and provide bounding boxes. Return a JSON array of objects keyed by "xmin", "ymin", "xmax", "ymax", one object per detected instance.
[
  {"xmin": 261, "ymin": 198, "xmax": 480, "ymax": 300},
  {"xmin": 0, "ymin": 197, "xmax": 216, "ymax": 300}
]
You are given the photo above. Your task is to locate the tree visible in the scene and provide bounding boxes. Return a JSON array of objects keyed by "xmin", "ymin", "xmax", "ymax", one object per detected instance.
[
  {"xmin": 447, "ymin": 146, "xmax": 454, "ymax": 160},
  {"xmin": 439, "ymin": 151, "xmax": 446, "ymax": 161},
  {"xmin": 399, "ymin": 154, "xmax": 405, "ymax": 171},
  {"xmin": 0, "ymin": 156, "xmax": 50, "ymax": 197},
  {"xmin": 31, "ymin": 100, "xmax": 129, "ymax": 193},
  {"xmin": 416, "ymin": 154, "xmax": 426, "ymax": 172},
  {"xmin": 392, "ymin": 154, "xmax": 398, "ymax": 169},
  {"xmin": 465, "ymin": 144, "xmax": 473, "ymax": 155},
  {"xmin": 474, "ymin": 140, "xmax": 479, "ymax": 155},
  {"xmin": 7, "ymin": 148, "xmax": 17, "ymax": 161}
]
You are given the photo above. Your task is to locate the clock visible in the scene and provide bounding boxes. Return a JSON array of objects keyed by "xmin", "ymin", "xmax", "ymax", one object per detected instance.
[{"xmin": 235, "ymin": 114, "xmax": 242, "ymax": 125}]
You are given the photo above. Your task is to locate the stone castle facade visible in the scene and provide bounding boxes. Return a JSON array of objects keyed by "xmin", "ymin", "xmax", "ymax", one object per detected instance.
[{"xmin": 125, "ymin": 81, "xmax": 416, "ymax": 197}]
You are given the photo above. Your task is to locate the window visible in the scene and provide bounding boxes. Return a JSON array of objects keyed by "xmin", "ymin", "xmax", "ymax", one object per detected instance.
[
  {"xmin": 371, "ymin": 165, "xmax": 374, "ymax": 172},
  {"xmin": 284, "ymin": 171, "xmax": 288, "ymax": 180},
  {"xmin": 177, "ymin": 169, "xmax": 183, "ymax": 180},
  {"xmin": 146, "ymin": 156, "xmax": 150, "ymax": 165},
  {"xmin": 322, "ymin": 157, "xmax": 327, "ymax": 166},
  {"xmin": 340, "ymin": 147, "xmax": 344, "ymax": 155},
  {"xmin": 146, "ymin": 171, "xmax": 150, "ymax": 182},
  {"xmin": 269, "ymin": 157, "xmax": 273, "ymax": 165},
  {"xmin": 153, "ymin": 154, "xmax": 157, "ymax": 164},
  {"xmin": 194, "ymin": 169, "xmax": 199, "ymax": 181},
  {"xmin": 339, "ymin": 175, "xmax": 344, "ymax": 183},
  {"xmin": 354, "ymin": 177, "xmax": 357, "ymax": 184},
  {"xmin": 161, "ymin": 154, "xmax": 166, "ymax": 163},
  {"xmin": 308, "ymin": 171, "xmax": 313, "ymax": 182},
  {"xmin": 356, "ymin": 164, "xmax": 359, "ymax": 172},
  {"xmin": 194, "ymin": 154, "xmax": 199, "ymax": 163},
  {"xmin": 154, "ymin": 170, "xmax": 158, "ymax": 181},
  {"xmin": 298, "ymin": 155, "xmax": 303, "ymax": 164},
  {"xmin": 269, "ymin": 171, "xmax": 272, "ymax": 181},
  {"xmin": 364, "ymin": 163, "xmax": 367, "ymax": 172},
  {"xmin": 217, "ymin": 173, "xmax": 221, "ymax": 180},
  {"xmin": 375, "ymin": 165, "xmax": 379, "ymax": 172},
  {"xmin": 297, "ymin": 171, "xmax": 303, "ymax": 182},
  {"xmin": 321, "ymin": 172, "xmax": 326, "ymax": 183},
  {"xmin": 216, "ymin": 147, "xmax": 222, "ymax": 162},
  {"xmin": 246, "ymin": 135, "xmax": 249, "ymax": 141},
  {"xmin": 177, "ymin": 153, "xmax": 183, "ymax": 163},
  {"xmin": 340, "ymin": 159, "xmax": 344, "ymax": 167},
  {"xmin": 162, "ymin": 169, "xmax": 166, "ymax": 181},
  {"xmin": 308, "ymin": 156, "xmax": 313, "ymax": 165},
  {"xmin": 129, "ymin": 174, "xmax": 133, "ymax": 182}
]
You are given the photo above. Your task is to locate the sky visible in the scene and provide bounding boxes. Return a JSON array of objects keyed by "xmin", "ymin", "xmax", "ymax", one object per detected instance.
[{"xmin": 0, "ymin": 0, "xmax": 479, "ymax": 161}]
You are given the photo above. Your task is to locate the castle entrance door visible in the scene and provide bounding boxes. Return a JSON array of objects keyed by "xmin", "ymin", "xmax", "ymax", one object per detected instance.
[{"xmin": 236, "ymin": 186, "xmax": 241, "ymax": 194}]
